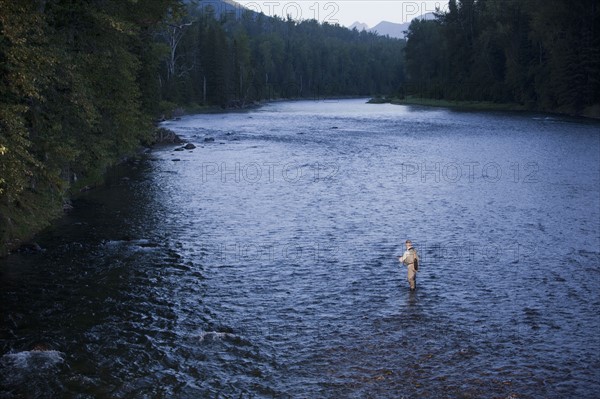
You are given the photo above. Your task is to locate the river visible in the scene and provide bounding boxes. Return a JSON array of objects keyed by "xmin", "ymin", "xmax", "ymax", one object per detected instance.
[{"xmin": 1, "ymin": 99, "xmax": 599, "ymax": 398}]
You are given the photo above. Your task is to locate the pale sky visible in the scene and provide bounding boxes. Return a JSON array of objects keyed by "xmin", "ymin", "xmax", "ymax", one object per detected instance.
[{"xmin": 234, "ymin": 0, "xmax": 449, "ymax": 27}]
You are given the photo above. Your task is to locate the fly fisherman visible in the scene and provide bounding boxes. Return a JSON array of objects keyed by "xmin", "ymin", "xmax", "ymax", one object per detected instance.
[{"xmin": 399, "ymin": 240, "xmax": 419, "ymax": 291}]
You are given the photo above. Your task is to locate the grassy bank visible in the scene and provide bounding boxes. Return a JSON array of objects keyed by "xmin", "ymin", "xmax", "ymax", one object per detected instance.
[
  {"xmin": 369, "ymin": 96, "xmax": 600, "ymax": 119},
  {"xmin": 369, "ymin": 96, "xmax": 528, "ymax": 112}
]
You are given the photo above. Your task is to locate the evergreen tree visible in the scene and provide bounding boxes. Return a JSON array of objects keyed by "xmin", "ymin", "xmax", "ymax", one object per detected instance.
[{"xmin": 404, "ymin": 0, "xmax": 600, "ymax": 113}]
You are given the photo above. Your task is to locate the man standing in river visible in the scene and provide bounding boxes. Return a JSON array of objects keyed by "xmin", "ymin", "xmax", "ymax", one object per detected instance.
[{"xmin": 399, "ymin": 240, "xmax": 419, "ymax": 291}]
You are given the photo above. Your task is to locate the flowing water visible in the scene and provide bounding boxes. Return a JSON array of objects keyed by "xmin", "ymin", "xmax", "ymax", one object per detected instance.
[{"xmin": 1, "ymin": 99, "xmax": 599, "ymax": 398}]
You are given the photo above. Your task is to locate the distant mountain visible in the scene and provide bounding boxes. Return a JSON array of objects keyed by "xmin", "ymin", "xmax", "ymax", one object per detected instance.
[
  {"xmin": 349, "ymin": 21, "xmax": 369, "ymax": 31},
  {"xmin": 349, "ymin": 13, "xmax": 437, "ymax": 39},
  {"xmin": 370, "ymin": 21, "xmax": 410, "ymax": 38}
]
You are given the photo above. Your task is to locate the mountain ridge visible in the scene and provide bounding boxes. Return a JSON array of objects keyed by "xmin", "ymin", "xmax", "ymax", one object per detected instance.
[{"xmin": 349, "ymin": 13, "xmax": 436, "ymax": 39}]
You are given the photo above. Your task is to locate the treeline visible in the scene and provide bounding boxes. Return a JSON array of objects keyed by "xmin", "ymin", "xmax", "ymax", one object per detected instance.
[
  {"xmin": 0, "ymin": 0, "xmax": 178, "ymax": 252},
  {"xmin": 0, "ymin": 1, "xmax": 406, "ymax": 253},
  {"xmin": 404, "ymin": 0, "xmax": 600, "ymax": 115},
  {"xmin": 158, "ymin": 4, "xmax": 405, "ymax": 110}
]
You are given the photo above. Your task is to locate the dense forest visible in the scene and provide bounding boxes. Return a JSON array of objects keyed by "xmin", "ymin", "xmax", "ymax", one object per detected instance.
[
  {"xmin": 0, "ymin": 0, "xmax": 404, "ymax": 254},
  {"xmin": 404, "ymin": 0, "xmax": 600, "ymax": 115},
  {"xmin": 158, "ymin": 3, "xmax": 404, "ymax": 110}
]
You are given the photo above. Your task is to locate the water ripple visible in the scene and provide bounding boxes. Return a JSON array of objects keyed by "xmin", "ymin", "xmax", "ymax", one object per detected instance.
[{"xmin": 1, "ymin": 100, "xmax": 599, "ymax": 398}]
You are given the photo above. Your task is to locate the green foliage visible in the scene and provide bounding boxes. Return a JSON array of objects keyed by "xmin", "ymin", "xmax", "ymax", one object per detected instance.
[
  {"xmin": 404, "ymin": 0, "xmax": 600, "ymax": 113},
  {"xmin": 0, "ymin": 0, "xmax": 176, "ymax": 254},
  {"xmin": 0, "ymin": 1, "xmax": 50, "ymax": 251}
]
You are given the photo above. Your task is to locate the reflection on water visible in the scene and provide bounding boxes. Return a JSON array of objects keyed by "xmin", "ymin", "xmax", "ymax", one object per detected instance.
[{"xmin": 1, "ymin": 99, "xmax": 599, "ymax": 398}]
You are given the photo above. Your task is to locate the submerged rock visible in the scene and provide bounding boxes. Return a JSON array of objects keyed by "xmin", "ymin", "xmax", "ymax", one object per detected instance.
[
  {"xmin": 63, "ymin": 201, "xmax": 74, "ymax": 212},
  {"xmin": 153, "ymin": 127, "xmax": 183, "ymax": 145},
  {"xmin": 17, "ymin": 242, "xmax": 44, "ymax": 254},
  {"xmin": 138, "ymin": 242, "xmax": 160, "ymax": 248},
  {"xmin": 184, "ymin": 143, "xmax": 196, "ymax": 150},
  {"xmin": 204, "ymin": 137, "xmax": 215, "ymax": 143},
  {"xmin": 1, "ymin": 349, "xmax": 65, "ymax": 370}
]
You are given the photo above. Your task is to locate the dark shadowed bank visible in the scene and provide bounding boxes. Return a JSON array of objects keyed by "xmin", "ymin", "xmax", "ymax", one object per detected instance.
[
  {"xmin": 0, "ymin": 126, "xmax": 181, "ymax": 257},
  {"xmin": 0, "ymin": 0, "xmax": 178, "ymax": 257}
]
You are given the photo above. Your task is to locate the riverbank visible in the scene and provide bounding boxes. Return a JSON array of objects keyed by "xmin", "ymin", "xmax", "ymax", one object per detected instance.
[
  {"xmin": 160, "ymin": 95, "xmax": 366, "ymax": 118},
  {"xmin": 158, "ymin": 100, "xmax": 265, "ymax": 119},
  {"xmin": 369, "ymin": 96, "xmax": 600, "ymax": 119},
  {"xmin": 0, "ymin": 126, "xmax": 185, "ymax": 258}
]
